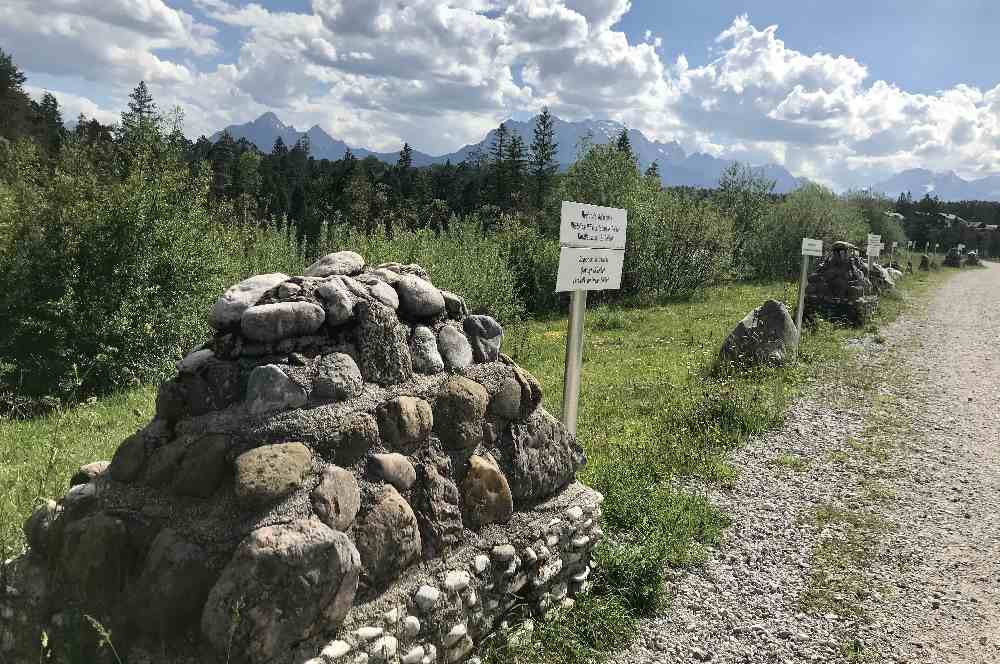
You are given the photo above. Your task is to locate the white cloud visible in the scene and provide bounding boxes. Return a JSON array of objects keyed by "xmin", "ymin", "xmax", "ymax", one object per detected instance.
[
  {"xmin": 5, "ymin": 3, "xmax": 1000, "ymax": 186},
  {"xmin": 25, "ymin": 86, "xmax": 119, "ymax": 127}
]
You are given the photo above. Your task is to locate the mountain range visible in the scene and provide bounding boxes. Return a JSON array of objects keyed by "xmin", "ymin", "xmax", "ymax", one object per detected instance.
[
  {"xmin": 211, "ymin": 113, "xmax": 1000, "ymax": 200},
  {"xmin": 871, "ymin": 169, "xmax": 1000, "ymax": 202},
  {"xmin": 211, "ymin": 112, "xmax": 808, "ymax": 193}
]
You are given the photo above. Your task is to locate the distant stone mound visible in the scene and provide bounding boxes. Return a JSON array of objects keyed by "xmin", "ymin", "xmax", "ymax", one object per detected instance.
[
  {"xmin": 5, "ymin": 252, "xmax": 600, "ymax": 664},
  {"xmin": 965, "ymin": 251, "xmax": 981, "ymax": 266},
  {"xmin": 944, "ymin": 248, "xmax": 963, "ymax": 268},
  {"xmin": 919, "ymin": 254, "xmax": 931, "ymax": 271},
  {"xmin": 803, "ymin": 241, "xmax": 879, "ymax": 326}
]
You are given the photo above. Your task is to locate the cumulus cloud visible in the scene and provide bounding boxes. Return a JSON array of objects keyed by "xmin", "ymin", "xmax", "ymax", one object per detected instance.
[{"xmin": 5, "ymin": 3, "xmax": 1000, "ymax": 186}]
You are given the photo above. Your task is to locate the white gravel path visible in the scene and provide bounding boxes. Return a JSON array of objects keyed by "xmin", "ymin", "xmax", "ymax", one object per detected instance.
[{"xmin": 613, "ymin": 262, "xmax": 1000, "ymax": 664}]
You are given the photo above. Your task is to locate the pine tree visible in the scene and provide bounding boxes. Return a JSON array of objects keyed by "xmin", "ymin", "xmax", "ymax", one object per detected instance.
[
  {"xmin": 118, "ymin": 80, "xmax": 160, "ymax": 142},
  {"xmin": 489, "ymin": 122, "xmax": 509, "ymax": 208},
  {"xmin": 644, "ymin": 161, "xmax": 660, "ymax": 179},
  {"xmin": 33, "ymin": 92, "xmax": 65, "ymax": 157},
  {"xmin": 530, "ymin": 108, "xmax": 558, "ymax": 209},
  {"xmin": 398, "ymin": 142, "xmax": 413, "ymax": 169},
  {"xmin": 0, "ymin": 48, "xmax": 32, "ymax": 140},
  {"xmin": 615, "ymin": 128, "xmax": 633, "ymax": 161},
  {"xmin": 272, "ymin": 136, "xmax": 288, "ymax": 157},
  {"xmin": 505, "ymin": 133, "xmax": 527, "ymax": 208}
]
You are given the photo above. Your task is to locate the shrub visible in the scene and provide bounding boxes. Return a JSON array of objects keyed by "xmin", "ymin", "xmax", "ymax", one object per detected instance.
[
  {"xmin": 625, "ymin": 189, "xmax": 733, "ymax": 300},
  {"xmin": 0, "ymin": 134, "xmax": 291, "ymax": 406},
  {"xmin": 746, "ymin": 183, "xmax": 869, "ymax": 280}
]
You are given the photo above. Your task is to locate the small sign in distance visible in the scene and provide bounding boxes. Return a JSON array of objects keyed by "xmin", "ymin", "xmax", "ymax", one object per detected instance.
[{"xmin": 801, "ymin": 238, "xmax": 823, "ymax": 257}]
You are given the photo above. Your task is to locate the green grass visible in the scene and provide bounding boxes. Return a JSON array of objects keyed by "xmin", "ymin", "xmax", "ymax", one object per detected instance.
[
  {"xmin": 0, "ymin": 267, "xmax": 957, "ymax": 663},
  {"xmin": 0, "ymin": 387, "xmax": 155, "ymax": 556}
]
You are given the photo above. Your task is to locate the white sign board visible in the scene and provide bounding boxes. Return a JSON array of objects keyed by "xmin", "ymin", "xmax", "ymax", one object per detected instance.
[
  {"xmin": 801, "ymin": 238, "xmax": 823, "ymax": 257},
  {"xmin": 958, "ymin": 243, "xmax": 966, "ymax": 251},
  {"xmin": 559, "ymin": 201, "xmax": 627, "ymax": 249},
  {"xmin": 555, "ymin": 247, "xmax": 625, "ymax": 292},
  {"xmin": 869, "ymin": 245, "xmax": 882, "ymax": 258},
  {"xmin": 892, "ymin": 241, "xmax": 899, "ymax": 249},
  {"xmin": 867, "ymin": 233, "xmax": 881, "ymax": 245}
]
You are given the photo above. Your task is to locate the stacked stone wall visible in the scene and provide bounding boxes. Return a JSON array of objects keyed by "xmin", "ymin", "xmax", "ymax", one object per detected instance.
[{"xmin": 2, "ymin": 251, "xmax": 600, "ymax": 664}]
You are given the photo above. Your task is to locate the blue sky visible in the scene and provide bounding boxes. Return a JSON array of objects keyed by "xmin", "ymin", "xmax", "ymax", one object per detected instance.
[
  {"xmin": 621, "ymin": 0, "xmax": 1000, "ymax": 95},
  {"xmin": 2, "ymin": 0, "xmax": 999, "ymax": 189}
]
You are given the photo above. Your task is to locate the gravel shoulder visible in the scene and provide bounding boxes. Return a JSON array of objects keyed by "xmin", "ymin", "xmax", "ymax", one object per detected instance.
[{"xmin": 613, "ymin": 263, "xmax": 1000, "ymax": 664}]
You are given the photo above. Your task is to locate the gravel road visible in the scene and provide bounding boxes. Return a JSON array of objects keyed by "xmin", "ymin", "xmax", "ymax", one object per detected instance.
[{"xmin": 613, "ymin": 262, "xmax": 1000, "ymax": 664}]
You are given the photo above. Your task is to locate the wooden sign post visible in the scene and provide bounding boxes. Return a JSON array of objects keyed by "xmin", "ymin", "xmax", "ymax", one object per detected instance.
[
  {"xmin": 556, "ymin": 201, "xmax": 627, "ymax": 435},
  {"xmin": 797, "ymin": 238, "xmax": 823, "ymax": 331}
]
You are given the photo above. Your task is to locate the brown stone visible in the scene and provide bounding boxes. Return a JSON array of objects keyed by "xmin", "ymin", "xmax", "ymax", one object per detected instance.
[
  {"xmin": 334, "ymin": 412, "xmax": 380, "ymax": 465},
  {"xmin": 234, "ymin": 442, "xmax": 312, "ymax": 507},
  {"xmin": 173, "ymin": 434, "xmax": 231, "ymax": 498},
  {"xmin": 433, "ymin": 376, "xmax": 488, "ymax": 450},
  {"xmin": 377, "ymin": 396, "xmax": 433, "ymax": 453},
  {"xmin": 70, "ymin": 461, "xmax": 109, "ymax": 487},
  {"xmin": 353, "ymin": 485, "xmax": 421, "ymax": 586},
  {"xmin": 370, "ymin": 453, "xmax": 417, "ymax": 491},
  {"xmin": 461, "ymin": 455, "xmax": 513, "ymax": 528},
  {"xmin": 311, "ymin": 465, "xmax": 361, "ymax": 531},
  {"xmin": 109, "ymin": 431, "xmax": 148, "ymax": 483}
]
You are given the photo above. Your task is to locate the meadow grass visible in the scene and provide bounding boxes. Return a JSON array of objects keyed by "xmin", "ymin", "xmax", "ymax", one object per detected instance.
[{"xmin": 0, "ymin": 267, "xmax": 954, "ymax": 664}]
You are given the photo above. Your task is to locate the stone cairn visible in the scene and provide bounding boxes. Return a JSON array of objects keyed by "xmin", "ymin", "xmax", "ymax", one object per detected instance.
[
  {"xmin": 803, "ymin": 241, "xmax": 880, "ymax": 326},
  {"xmin": 4, "ymin": 252, "xmax": 602, "ymax": 664},
  {"xmin": 965, "ymin": 250, "xmax": 981, "ymax": 266},
  {"xmin": 943, "ymin": 247, "xmax": 963, "ymax": 268},
  {"xmin": 919, "ymin": 254, "xmax": 931, "ymax": 271}
]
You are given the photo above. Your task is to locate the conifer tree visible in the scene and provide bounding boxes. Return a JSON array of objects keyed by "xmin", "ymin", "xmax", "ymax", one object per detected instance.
[
  {"xmin": 505, "ymin": 132, "xmax": 528, "ymax": 206},
  {"xmin": 615, "ymin": 127, "xmax": 634, "ymax": 162},
  {"xmin": 489, "ymin": 122, "xmax": 510, "ymax": 208},
  {"xmin": 644, "ymin": 160, "xmax": 660, "ymax": 179},
  {"xmin": 118, "ymin": 81, "xmax": 160, "ymax": 142},
  {"xmin": 0, "ymin": 48, "xmax": 32, "ymax": 140},
  {"xmin": 530, "ymin": 108, "xmax": 558, "ymax": 209},
  {"xmin": 398, "ymin": 142, "xmax": 413, "ymax": 169}
]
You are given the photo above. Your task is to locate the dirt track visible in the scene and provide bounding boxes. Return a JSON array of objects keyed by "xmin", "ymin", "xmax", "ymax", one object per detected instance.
[{"xmin": 614, "ymin": 263, "xmax": 1000, "ymax": 664}]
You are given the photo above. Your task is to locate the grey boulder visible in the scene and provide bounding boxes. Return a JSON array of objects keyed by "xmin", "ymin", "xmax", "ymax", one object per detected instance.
[
  {"xmin": 314, "ymin": 353, "xmax": 363, "ymax": 401},
  {"xmin": 210, "ymin": 273, "xmax": 289, "ymax": 330},
  {"xmin": 463, "ymin": 315, "xmax": 504, "ymax": 363},
  {"xmin": 201, "ymin": 519, "xmax": 361, "ymax": 663},
  {"xmin": 245, "ymin": 364, "xmax": 307, "ymax": 416},
  {"xmin": 437, "ymin": 325, "xmax": 472, "ymax": 370},
  {"xmin": 410, "ymin": 325, "xmax": 444, "ymax": 374},
  {"xmin": 719, "ymin": 299, "xmax": 800, "ymax": 367},
  {"xmin": 312, "ymin": 465, "xmax": 361, "ymax": 531},
  {"xmin": 305, "ymin": 251, "xmax": 365, "ymax": 277},
  {"xmin": 241, "ymin": 301, "xmax": 326, "ymax": 342},
  {"xmin": 316, "ymin": 278, "xmax": 357, "ymax": 326},
  {"xmin": 395, "ymin": 275, "xmax": 445, "ymax": 318}
]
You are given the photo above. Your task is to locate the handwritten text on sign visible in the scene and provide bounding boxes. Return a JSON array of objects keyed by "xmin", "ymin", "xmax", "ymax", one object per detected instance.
[
  {"xmin": 555, "ymin": 247, "xmax": 625, "ymax": 292},
  {"xmin": 559, "ymin": 201, "xmax": 627, "ymax": 249},
  {"xmin": 801, "ymin": 238, "xmax": 823, "ymax": 257}
]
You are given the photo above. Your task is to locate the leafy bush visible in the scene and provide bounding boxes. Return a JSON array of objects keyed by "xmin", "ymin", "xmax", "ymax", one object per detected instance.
[
  {"xmin": 746, "ymin": 183, "xmax": 869, "ymax": 280},
  {"xmin": 625, "ymin": 188, "xmax": 733, "ymax": 300},
  {"xmin": 0, "ymin": 136, "xmax": 240, "ymax": 403}
]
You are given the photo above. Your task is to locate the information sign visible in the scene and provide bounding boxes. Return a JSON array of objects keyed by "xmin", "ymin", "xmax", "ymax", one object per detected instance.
[
  {"xmin": 801, "ymin": 238, "xmax": 823, "ymax": 257},
  {"xmin": 559, "ymin": 201, "xmax": 627, "ymax": 249},
  {"xmin": 556, "ymin": 201, "xmax": 627, "ymax": 436},
  {"xmin": 556, "ymin": 247, "xmax": 625, "ymax": 292}
]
